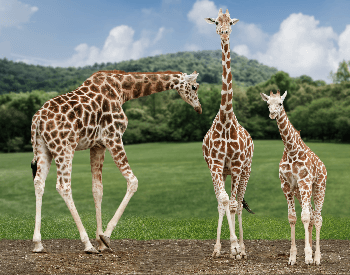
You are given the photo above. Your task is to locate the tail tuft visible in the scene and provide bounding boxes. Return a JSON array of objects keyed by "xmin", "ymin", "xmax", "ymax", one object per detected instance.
[
  {"xmin": 243, "ymin": 198, "xmax": 255, "ymax": 214},
  {"xmin": 31, "ymin": 160, "xmax": 37, "ymax": 180}
]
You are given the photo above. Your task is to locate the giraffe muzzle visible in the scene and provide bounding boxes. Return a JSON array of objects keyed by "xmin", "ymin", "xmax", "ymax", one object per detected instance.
[{"xmin": 194, "ymin": 106, "xmax": 202, "ymax": 114}]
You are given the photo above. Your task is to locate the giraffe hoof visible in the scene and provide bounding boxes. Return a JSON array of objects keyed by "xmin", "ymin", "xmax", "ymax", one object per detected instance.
[
  {"xmin": 212, "ymin": 250, "xmax": 220, "ymax": 257},
  {"xmin": 99, "ymin": 235, "xmax": 111, "ymax": 248},
  {"xmin": 33, "ymin": 242, "xmax": 47, "ymax": 253},
  {"xmin": 84, "ymin": 246, "xmax": 99, "ymax": 254},
  {"xmin": 33, "ymin": 248, "xmax": 47, "ymax": 253}
]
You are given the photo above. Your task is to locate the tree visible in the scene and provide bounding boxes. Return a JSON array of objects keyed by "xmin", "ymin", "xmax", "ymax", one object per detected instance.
[{"xmin": 330, "ymin": 60, "xmax": 350, "ymax": 83}]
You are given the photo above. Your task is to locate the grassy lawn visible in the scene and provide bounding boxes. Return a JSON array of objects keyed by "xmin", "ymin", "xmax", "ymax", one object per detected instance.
[{"xmin": 0, "ymin": 140, "xmax": 349, "ymax": 240}]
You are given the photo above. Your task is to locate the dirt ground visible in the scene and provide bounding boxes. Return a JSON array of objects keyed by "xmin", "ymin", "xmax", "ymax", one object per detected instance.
[{"xmin": 0, "ymin": 239, "xmax": 349, "ymax": 275}]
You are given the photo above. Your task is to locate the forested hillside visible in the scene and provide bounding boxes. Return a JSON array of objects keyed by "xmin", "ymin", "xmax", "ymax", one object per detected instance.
[
  {"xmin": 0, "ymin": 50, "xmax": 277, "ymax": 95},
  {"xmin": 1, "ymin": 53, "xmax": 349, "ymax": 152}
]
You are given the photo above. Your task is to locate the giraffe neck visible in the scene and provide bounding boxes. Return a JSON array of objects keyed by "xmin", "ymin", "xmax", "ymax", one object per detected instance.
[
  {"xmin": 89, "ymin": 71, "xmax": 182, "ymax": 105},
  {"xmin": 219, "ymin": 39, "xmax": 235, "ymax": 125},
  {"xmin": 119, "ymin": 72, "xmax": 182, "ymax": 104},
  {"xmin": 276, "ymin": 108, "xmax": 300, "ymax": 152}
]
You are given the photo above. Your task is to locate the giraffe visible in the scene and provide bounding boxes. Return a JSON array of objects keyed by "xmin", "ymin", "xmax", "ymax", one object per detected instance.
[
  {"xmin": 202, "ymin": 8, "xmax": 254, "ymax": 259},
  {"xmin": 260, "ymin": 90, "xmax": 327, "ymax": 265},
  {"xmin": 30, "ymin": 70, "xmax": 201, "ymax": 253}
]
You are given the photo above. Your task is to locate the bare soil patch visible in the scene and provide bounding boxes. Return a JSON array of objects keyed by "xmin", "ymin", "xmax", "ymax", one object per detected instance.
[{"xmin": 0, "ymin": 239, "xmax": 349, "ymax": 274}]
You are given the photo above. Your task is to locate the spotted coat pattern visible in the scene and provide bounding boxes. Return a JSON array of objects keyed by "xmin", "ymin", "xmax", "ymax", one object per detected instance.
[
  {"xmin": 261, "ymin": 90, "xmax": 327, "ymax": 266},
  {"xmin": 203, "ymin": 9, "xmax": 253, "ymax": 259},
  {"xmin": 30, "ymin": 70, "xmax": 201, "ymax": 253}
]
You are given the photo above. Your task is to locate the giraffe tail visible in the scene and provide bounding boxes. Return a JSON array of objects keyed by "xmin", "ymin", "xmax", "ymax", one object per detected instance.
[
  {"xmin": 243, "ymin": 198, "xmax": 255, "ymax": 214},
  {"xmin": 31, "ymin": 115, "xmax": 39, "ymax": 180}
]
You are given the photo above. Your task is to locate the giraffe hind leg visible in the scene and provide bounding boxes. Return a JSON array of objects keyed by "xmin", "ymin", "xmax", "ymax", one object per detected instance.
[
  {"xmin": 32, "ymin": 136, "xmax": 52, "ymax": 253},
  {"xmin": 90, "ymin": 146, "xmax": 110, "ymax": 252},
  {"xmin": 55, "ymin": 149, "xmax": 98, "ymax": 254}
]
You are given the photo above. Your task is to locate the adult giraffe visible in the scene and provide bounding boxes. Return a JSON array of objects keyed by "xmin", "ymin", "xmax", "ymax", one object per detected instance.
[
  {"xmin": 31, "ymin": 70, "xmax": 201, "ymax": 253},
  {"xmin": 202, "ymin": 9, "xmax": 254, "ymax": 259}
]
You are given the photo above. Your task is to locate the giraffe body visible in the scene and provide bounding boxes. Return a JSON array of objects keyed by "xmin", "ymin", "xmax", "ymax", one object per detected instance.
[
  {"xmin": 261, "ymin": 90, "xmax": 327, "ymax": 265},
  {"xmin": 203, "ymin": 9, "xmax": 254, "ymax": 259},
  {"xmin": 31, "ymin": 70, "xmax": 201, "ymax": 253}
]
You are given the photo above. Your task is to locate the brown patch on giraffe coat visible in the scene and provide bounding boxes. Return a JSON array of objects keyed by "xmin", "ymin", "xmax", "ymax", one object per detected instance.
[
  {"xmin": 60, "ymin": 104, "xmax": 70, "ymax": 114},
  {"xmin": 122, "ymin": 76, "xmax": 134, "ymax": 90},
  {"xmin": 53, "ymin": 97, "xmax": 66, "ymax": 105},
  {"xmin": 83, "ymin": 111, "xmax": 90, "ymax": 126},
  {"xmin": 143, "ymin": 83, "xmax": 152, "ymax": 97},
  {"xmin": 222, "ymin": 82, "xmax": 227, "ymax": 91},
  {"xmin": 90, "ymin": 84, "xmax": 99, "ymax": 94},
  {"xmin": 67, "ymin": 111, "xmax": 76, "ymax": 123},
  {"xmin": 84, "ymin": 79, "xmax": 92, "ymax": 86},
  {"xmin": 133, "ymin": 82, "xmax": 142, "ymax": 98},
  {"xmin": 73, "ymin": 104, "xmax": 83, "ymax": 118},
  {"xmin": 156, "ymin": 81, "xmax": 164, "ymax": 93},
  {"xmin": 223, "ymin": 65, "xmax": 227, "ymax": 79},
  {"xmin": 47, "ymin": 112, "xmax": 55, "ymax": 120},
  {"xmin": 102, "ymin": 99, "xmax": 110, "ymax": 113},
  {"xmin": 51, "ymin": 130, "xmax": 58, "ymax": 139},
  {"xmin": 224, "ymin": 44, "xmax": 228, "ymax": 52},
  {"xmin": 101, "ymin": 114, "xmax": 113, "ymax": 128},
  {"xmin": 91, "ymin": 101, "xmax": 99, "ymax": 112},
  {"xmin": 213, "ymin": 130, "xmax": 220, "ymax": 140},
  {"xmin": 160, "ymin": 75, "xmax": 171, "ymax": 81},
  {"xmin": 93, "ymin": 75, "xmax": 105, "ymax": 85},
  {"xmin": 227, "ymin": 71, "xmax": 232, "ymax": 84},
  {"xmin": 87, "ymin": 92, "xmax": 96, "ymax": 99}
]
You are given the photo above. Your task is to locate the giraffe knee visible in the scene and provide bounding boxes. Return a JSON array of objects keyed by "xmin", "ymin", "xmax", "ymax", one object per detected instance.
[
  {"xmin": 34, "ymin": 178, "xmax": 45, "ymax": 197},
  {"xmin": 56, "ymin": 178, "xmax": 72, "ymax": 197},
  {"xmin": 301, "ymin": 209, "xmax": 311, "ymax": 224},
  {"xmin": 288, "ymin": 213, "xmax": 297, "ymax": 225},
  {"xmin": 127, "ymin": 176, "xmax": 138, "ymax": 193},
  {"xmin": 229, "ymin": 200, "xmax": 238, "ymax": 213}
]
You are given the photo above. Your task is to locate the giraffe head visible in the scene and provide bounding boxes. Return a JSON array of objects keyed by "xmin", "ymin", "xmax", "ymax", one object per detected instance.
[
  {"xmin": 260, "ymin": 90, "xmax": 288, "ymax": 119},
  {"xmin": 175, "ymin": 71, "xmax": 202, "ymax": 114},
  {"xmin": 205, "ymin": 8, "xmax": 239, "ymax": 42}
]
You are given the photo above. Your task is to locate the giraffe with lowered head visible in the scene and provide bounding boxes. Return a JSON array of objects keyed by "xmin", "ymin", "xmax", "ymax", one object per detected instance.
[
  {"xmin": 202, "ymin": 9, "xmax": 254, "ymax": 259},
  {"xmin": 261, "ymin": 90, "xmax": 327, "ymax": 265},
  {"xmin": 31, "ymin": 70, "xmax": 201, "ymax": 253}
]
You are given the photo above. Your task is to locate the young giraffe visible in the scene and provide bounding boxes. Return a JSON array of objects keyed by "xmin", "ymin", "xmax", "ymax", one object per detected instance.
[
  {"xmin": 261, "ymin": 90, "xmax": 327, "ymax": 265},
  {"xmin": 203, "ymin": 9, "xmax": 254, "ymax": 259},
  {"xmin": 31, "ymin": 70, "xmax": 201, "ymax": 253}
]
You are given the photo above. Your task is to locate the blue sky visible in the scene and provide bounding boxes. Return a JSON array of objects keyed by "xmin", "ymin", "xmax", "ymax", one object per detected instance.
[{"xmin": 1, "ymin": 0, "xmax": 350, "ymax": 83}]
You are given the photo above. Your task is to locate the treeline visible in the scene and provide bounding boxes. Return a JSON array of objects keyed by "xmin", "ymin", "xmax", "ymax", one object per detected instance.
[
  {"xmin": 0, "ymin": 50, "xmax": 277, "ymax": 95},
  {"xmin": 1, "ymin": 69, "xmax": 349, "ymax": 153}
]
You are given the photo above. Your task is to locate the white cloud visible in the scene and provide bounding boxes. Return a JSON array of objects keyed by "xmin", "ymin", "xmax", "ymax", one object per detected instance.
[
  {"xmin": 45, "ymin": 25, "xmax": 167, "ymax": 67},
  {"xmin": 232, "ymin": 44, "xmax": 250, "ymax": 57},
  {"xmin": 185, "ymin": 43, "xmax": 201, "ymax": 51},
  {"xmin": 187, "ymin": 0, "xmax": 221, "ymax": 35},
  {"xmin": 253, "ymin": 13, "xmax": 349, "ymax": 81},
  {"xmin": 0, "ymin": 0, "xmax": 38, "ymax": 32}
]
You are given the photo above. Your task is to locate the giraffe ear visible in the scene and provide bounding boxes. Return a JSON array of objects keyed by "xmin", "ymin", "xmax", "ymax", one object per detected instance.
[
  {"xmin": 205, "ymin": 18, "xmax": 216, "ymax": 24},
  {"xmin": 281, "ymin": 91, "xmax": 287, "ymax": 101},
  {"xmin": 230, "ymin": 18, "xmax": 239, "ymax": 25},
  {"xmin": 260, "ymin": 93, "xmax": 269, "ymax": 102}
]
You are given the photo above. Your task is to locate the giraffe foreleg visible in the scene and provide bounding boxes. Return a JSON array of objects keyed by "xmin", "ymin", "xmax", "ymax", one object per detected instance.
[
  {"xmin": 101, "ymin": 139, "xmax": 138, "ymax": 246},
  {"xmin": 32, "ymin": 136, "xmax": 52, "ymax": 253},
  {"xmin": 90, "ymin": 146, "xmax": 109, "ymax": 252}
]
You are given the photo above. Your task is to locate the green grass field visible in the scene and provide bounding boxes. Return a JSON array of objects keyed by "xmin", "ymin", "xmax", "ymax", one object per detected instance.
[{"xmin": 0, "ymin": 141, "xmax": 349, "ymax": 240}]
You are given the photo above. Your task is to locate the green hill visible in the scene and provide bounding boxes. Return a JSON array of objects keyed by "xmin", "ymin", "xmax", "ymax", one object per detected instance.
[{"xmin": 0, "ymin": 50, "xmax": 278, "ymax": 94}]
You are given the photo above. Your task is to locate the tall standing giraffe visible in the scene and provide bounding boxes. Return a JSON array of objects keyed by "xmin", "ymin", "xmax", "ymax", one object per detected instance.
[
  {"xmin": 202, "ymin": 9, "xmax": 254, "ymax": 259},
  {"xmin": 31, "ymin": 70, "xmax": 201, "ymax": 253},
  {"xmin": 261, "ymin": 90, "xmax": 327, "ymax": 265}
]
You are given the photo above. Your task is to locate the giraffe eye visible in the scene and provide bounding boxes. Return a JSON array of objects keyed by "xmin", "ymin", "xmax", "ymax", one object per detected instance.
[
  {"xmin": 192, "ymin": 85, "xmax": 197, "ymax": 90},
  {"xmin": 215, "ymin": 21, "xmax": 218, "ymax": 25}
]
